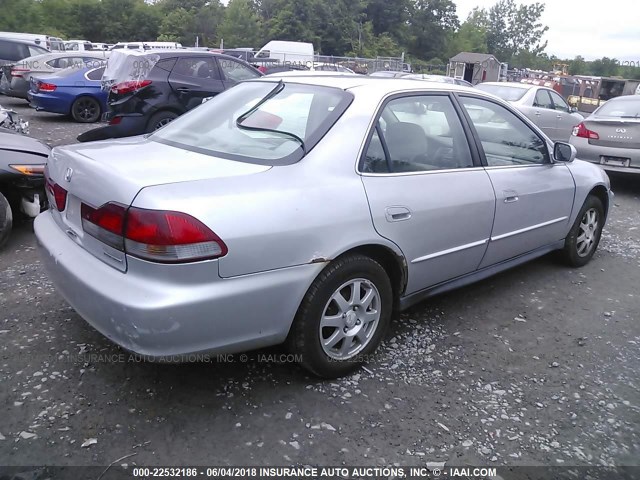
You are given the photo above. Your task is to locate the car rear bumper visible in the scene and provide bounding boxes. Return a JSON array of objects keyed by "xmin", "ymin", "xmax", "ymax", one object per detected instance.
[
  {"xmin": 76, "ymin": 114, "xmax": 147, "ymax": 142},
  {"xmin": 570, "ymin": 136, "xmax": 640, "ymax": 174},
  {"xmin": 29, "ymin": 92, "xmax": 70, "ymax": 115},
  {"xmin": 34, "ymin": 210, "xmax": 323, "ymax": 359}
]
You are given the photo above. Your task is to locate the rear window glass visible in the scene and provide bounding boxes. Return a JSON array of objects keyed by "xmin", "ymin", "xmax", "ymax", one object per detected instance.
[
  {"xmin": 475, "ymin": 84, "xmax": 528, "ymax": 101},
  {"xmin": 596, "ymin": 98, "xmax": 640, "ymax": 118},
  {"xmin": 151, "ymin": 81, "xmax": 353, "ymax": 165}
]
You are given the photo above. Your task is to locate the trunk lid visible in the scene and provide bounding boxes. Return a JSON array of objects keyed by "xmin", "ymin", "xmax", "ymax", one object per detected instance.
[
  {"xmin": 584, "ymin": 117, "xmax": 640, "ymax": 148},
  {"xmin": 46, "ymin": 136, "xmax": 271, "ymax": 271}
]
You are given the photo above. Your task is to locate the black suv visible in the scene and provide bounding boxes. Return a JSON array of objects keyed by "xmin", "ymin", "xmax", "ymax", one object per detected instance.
[{"xmin": 78, "ymin": 51, "xmax": 262, "ymax": 142}]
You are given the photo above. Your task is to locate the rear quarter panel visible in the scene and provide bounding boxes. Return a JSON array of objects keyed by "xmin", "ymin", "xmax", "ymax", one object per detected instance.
[{"xmin": 131, "ymin": 95, "xmax": 403, "ymax": 278}]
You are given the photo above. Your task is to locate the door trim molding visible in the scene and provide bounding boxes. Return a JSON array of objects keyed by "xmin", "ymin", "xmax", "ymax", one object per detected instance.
[
  {"xmin": 411, "ymin": 238, "xmax": 489, "ymax": 264},
  {"xmin": 491, "ymin": 216, "xmax": 568, "ymax": 242}
]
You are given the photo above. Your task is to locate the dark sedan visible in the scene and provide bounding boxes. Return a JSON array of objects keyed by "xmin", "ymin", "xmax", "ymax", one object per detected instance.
[{"xmin": 78, "ymin": 51, "xmax": 262, "ymax": 142}]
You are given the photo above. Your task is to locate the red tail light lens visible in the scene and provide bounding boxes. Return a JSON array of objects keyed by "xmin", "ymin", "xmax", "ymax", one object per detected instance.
[
  {"xmin": 110, "ymin": 79, "xmax": 152, "ymax": 95},
  {"xmin": 45, "ymin": 177, "xmax": 68, "ymax": 211},
  {"xmin": 38, "ymin": 82, "xmax": 57, "ymax": 92},
  {"xmin": 80, "ymin": 203, "xmax": 227, "ymax": 263},
  {"xmin": 10, "ymin": 67, "xmax": 29, "ymax": 78},
  {"xmin": 572, "ymin": 123, "xmax": 599, "ymax": 140},
  {"xmin": 81, "ymin": 202, "xmax": 127, "ymax": 250},
  {"xmin": 125, "ymin": 208, "xmax": 227, "ymax": 263},
  {"xmin": 109, "ymin": 116, "xmax": 122, "ymax": 125}
]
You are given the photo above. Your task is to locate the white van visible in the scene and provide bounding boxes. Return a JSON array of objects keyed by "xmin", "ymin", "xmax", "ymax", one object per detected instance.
[
  {"xmin": 64, "ymin": 39, "xmax": 93, "ymax": 51},
  {"xmin": 254, "ymin": 41, "xmax": 313, "ymax": 67},
  {"xmin": 0, "ymin": 32, "xmax": 65, "ymax": 51},
  {"xmin": 110, "ymin": 41, "xmax": 182, "ymax": 51}
]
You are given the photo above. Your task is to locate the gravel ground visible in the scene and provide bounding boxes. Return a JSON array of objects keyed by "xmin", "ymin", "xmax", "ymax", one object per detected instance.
[{"xmin": 1, "ymin": 97, "xmax": 639, "ymax": 473}]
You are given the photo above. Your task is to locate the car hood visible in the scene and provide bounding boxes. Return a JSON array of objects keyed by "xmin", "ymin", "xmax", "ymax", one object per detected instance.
[{"xmin": 0, "ymin": 131, "xmax": 51, "ymax": 159}]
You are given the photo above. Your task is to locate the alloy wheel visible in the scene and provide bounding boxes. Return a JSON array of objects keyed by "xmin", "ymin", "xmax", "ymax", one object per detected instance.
[{"xmin": 576, "ymin": 207, "xmax": 599, "ymax": 257}]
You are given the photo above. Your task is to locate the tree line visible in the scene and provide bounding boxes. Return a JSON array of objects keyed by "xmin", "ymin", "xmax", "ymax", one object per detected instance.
[{"xmin": 2, "ymin": 0, "xmax": 639, "ymax": 79}]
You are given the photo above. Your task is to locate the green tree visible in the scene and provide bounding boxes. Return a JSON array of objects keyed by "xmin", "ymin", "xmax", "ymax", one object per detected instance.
[
  {"xmin": 408, "ymin": 0, "xmax": 459, "ymax": 60},
  {"xmin": 158, "ymin": 7, "xmax": 194, "ymax": 43},
  {"xmin": 569, "ymin": 55, "xmax": 586, "ymax": 75},
  {"xmin": 218, "ymin": 0, "xmax": 261, "ymax": 48},
  {"xmin": 446, "ymin": 10, "xmax": 488, "ymax": 59}
]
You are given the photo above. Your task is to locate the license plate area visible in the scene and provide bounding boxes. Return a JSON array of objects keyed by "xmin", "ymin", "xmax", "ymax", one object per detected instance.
[{"xmin": 601, "ymin": 156, "xmax": 630, "ymax": 167}]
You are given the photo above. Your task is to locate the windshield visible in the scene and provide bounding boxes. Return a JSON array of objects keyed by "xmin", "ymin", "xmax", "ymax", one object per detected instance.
[
  {"xmin": 151, "ymin": 81, "xmax": 353, "ymax": 165},
  {"xmin": 475, "ymin": 84, "xmax": 528, "ymax": 101},
  {"xmin": 595, "ymin": 98, "xmax": 640, "ymax": 118}
]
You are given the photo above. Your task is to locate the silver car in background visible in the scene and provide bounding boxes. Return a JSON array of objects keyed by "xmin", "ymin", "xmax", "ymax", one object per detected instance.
[
  {"xmin": 569, "ymin": 95, "xmax": 640, "ymax": 174},
  {"xmin": 35, "ymin": 76, "xmax": 612, "ymax": 378},
  {"xmin": 0, "ymin": 51, "xmax": 109, "ymax": 99},
  {"xmin": 476, "ymin": 82, "xmax": 584, "ymax": 142}
]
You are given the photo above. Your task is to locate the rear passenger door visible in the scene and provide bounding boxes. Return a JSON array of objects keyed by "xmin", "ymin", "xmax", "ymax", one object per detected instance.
[
  {"xmin": 530, "ymin": 88, "xmax": 557, "ymax": 139},
  {"xmin": 360, "ymin": 93, "xmax": 496, "ymax": 294},
  {"xmin": 168, "ymin": 56, "xmax": 225, "ymax": 111}
]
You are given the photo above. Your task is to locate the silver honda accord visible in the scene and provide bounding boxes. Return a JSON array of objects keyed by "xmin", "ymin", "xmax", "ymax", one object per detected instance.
[{"xmin": 35, "ymin": 75, "xmax": 613, "ymax": 378}]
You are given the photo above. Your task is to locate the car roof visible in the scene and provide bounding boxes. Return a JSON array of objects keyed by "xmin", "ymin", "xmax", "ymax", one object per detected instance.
[
  {"xmin": 0, "ymin": 37, "xmax": 47, "ymax": 47},
  {"xmin": 252, "ymin": 75, "xmax": 479, "ymax": 95},
  {"xmin": 479, "ymin": 81, "xmax": 533, "ymax": 89}
]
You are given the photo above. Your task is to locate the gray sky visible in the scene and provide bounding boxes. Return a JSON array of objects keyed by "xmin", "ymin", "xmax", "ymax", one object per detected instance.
[{"xmin": 453, "ymin": 0, "xmax": 640, "ymax": 61}]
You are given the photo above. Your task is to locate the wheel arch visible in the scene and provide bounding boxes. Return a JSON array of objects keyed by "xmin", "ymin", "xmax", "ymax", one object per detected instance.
[
  {"xmin": 146, "ymin": 107, "xmax": 183, "ymax": 130},
  {"xmin": 70, "ymin": 94, "xmax": 103, "ymax": 116},
  {"xmin": 588, "ymin": 184, "xmax": 610, "ymax": 218},
  {"xmin": 331, "ymin": 243, "xmax": 408, "ymax": 312}
]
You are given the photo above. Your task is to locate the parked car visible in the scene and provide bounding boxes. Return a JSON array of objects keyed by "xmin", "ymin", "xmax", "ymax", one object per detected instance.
[
  {"xmin": 0, "ymin": 105, "xmax": 50, "ymax": 248},
  {"xmin": 311, "ymin": 62, "xmax": 355, "ymax": 73},
  {"xmin": 569, "ymin": 95, "xmax": 640, "ymax": 174},
  {"xmin": 1, "ymin": 51, "xmax": 109, "ymax": 99},
  {"xmin": 77, "ymin": 50, "xmax": 262, "ymax": 142},
  {"xmin": 404, "ymin": 73, "xmax": 473, "ymax": 87},
  {"xmin": 36, "ymin": 77, "xmax": 612, "ymax": 378},
  {"xmin": 0, "ymin": 32, "xmax": 65, "ymax": 51},
  {"xmin": 0, "ymin": 38, "xmax": 49, "ymax": 70},
  {"xmin": 369, "ymin": 70, "xmax": 408, "ymax": 78},
  {"xmin": 475, "ymin": 82, "xmax": 584, "ymax": 141},
  {"xmin": 29, "ymin": 65, "xmax": 107, "ymax": 123}
]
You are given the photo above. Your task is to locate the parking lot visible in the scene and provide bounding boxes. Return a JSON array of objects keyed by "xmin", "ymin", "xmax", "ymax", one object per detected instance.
[{"xmin": 1, "ymin": 96, "xmax": 639, "ymax": 470}]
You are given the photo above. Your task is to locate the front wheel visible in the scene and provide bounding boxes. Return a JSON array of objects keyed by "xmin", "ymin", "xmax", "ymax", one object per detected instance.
[
  {"xmin": 146, "ymin": 111, "xmax": 178, "ymax": 133},
  {"xmin": 560, "ymin": 195, "xmax": 604, "ymax": 267},
  {"xmin": 0, "ymin": 192, "xmax": 13, "ymax": 249},
  {"xmin": 288, "ymin": 254, "xmax": 393, "ymax": 378}
]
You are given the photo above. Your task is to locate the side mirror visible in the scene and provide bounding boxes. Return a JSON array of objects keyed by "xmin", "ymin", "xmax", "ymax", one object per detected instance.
[{"xmin": 553, "ymin": 142, "xmax": 576, "ymax": 163}]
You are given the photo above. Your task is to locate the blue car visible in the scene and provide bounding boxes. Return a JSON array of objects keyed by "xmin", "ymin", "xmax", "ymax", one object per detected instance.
[{"xmin": 28, "ymin": 65, "xmax": 107, "ymax": 123}]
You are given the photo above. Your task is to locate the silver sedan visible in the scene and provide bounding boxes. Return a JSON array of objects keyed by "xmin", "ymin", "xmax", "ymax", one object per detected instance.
[
  {"xmin": 476, "ymin": 82, "xmax": 584, "ymax": 142},
  {"xmin": 569, "ymin": 95, "xmax": 640, "ymax": 174},
  {"xmin": 35, "ymin": 76, "xmax": 612, "ymax": 378}
]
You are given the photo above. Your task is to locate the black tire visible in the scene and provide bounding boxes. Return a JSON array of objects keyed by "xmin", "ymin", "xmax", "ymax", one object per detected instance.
[
  {"xmin": 0, "ymin": 192, "xmax": 13, "ymax": 249},
  {"xmin": 71, "ymin": 96, "xmax": 101, "ymax": 123},
  {"xmin": 288, "ymin": 254, "xmax": 393, "ymax": 378},
  {"xmin": 560, "ymin": 195, "xmax": 604, "ymax": 267},
  {"xmin": 146, "ymin": 111, "xmax": 178, "ymax": 133}
]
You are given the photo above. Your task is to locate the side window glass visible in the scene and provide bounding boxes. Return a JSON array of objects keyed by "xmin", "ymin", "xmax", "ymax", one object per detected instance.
[
  {"xmin": 534, "ymin": 89, "xmax": 553, "ymax": 109},
  {"xmin": 363, "ymin": 95, "xmax": 473, "ymax": 173},
  {"xmin": 172, "ymin": 57, "xmax": 220, "ymax": 80},
  {"xmin": 86, "ymin": 67, "xmax": 105, "ymax": 81},
  {"xmin": 218, "ymin": 58, "xmax": 260, "ymax": 82},
  {"xmin": 362, "ymin": 126, "xmax": 389, "ymax": 173},
  {"xmin": 549, "ymin": 91, "xmax": 570, "ymax": 112},
  {"xmin": 460, "ymin": 96, "xmax": 549, "ymax": 166}
]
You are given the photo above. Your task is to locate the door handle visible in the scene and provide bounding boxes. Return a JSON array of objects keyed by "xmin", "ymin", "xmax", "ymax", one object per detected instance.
[
  {"xmin": 385, "ymin": 206, "xmax": 412, "ymax": 222},
  {"xmin": 176, "ymin": 87, "xmax": 192, "ymax": 92},
  {"xmin": 556, "ymin": 114, "xmax": 563, "ymax": 119},
  {"xmin": 534, "ymin": 111, "xmax": 541, "ymax": 116},
  {"xmin": 503, "ymin": 190, "xmax": 519, "ymax": 203}
]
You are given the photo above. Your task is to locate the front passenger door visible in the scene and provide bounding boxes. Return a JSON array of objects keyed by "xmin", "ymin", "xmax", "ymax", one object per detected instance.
[{"xmin": 458, "ymin": 96, "xmax": 575, "ymax": 268}]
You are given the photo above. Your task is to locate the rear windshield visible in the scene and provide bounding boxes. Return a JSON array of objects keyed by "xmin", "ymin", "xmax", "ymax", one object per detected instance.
[
  {"xmin": 596, "ymin": 98, "xmax": 640, "ymax": 118},
  {"xmin": 475, "ymin": 84, "xmax": 528, "ymax": 101},
  {"xmin": 151, "ymin": 81, "xmax": 353, "ymax": 165}
]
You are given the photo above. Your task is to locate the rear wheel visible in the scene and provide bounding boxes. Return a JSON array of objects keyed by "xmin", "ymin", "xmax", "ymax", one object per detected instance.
[
  {"xmin": 146, "ymin": 111, "xmax": 178, "ymax": 133},
  {"xmin": 0, "ymin": 192, "xmax": 13, "ymax": 249},
  {"xmin": 288, "ymin": 254, "xmax": 393, "ymax": 378},
  {"xmin": 560, "ymin": 195, "xmax": 604, "ymax": 267},
  {"xmin": 71, "ymin": 96, "xmax": 101, "ymax": 123}
]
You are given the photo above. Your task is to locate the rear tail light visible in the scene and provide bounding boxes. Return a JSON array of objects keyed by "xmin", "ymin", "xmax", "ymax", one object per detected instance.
[
  {"xmin": 109, "ymin": 115, "xmax": 122, "ymax": 125},
  {"xmin": 10, "ymin": 67, "xmax": 29, "ymax": 78},
  {"xmin": 110, "ymin": 79, "xmax": 152, "ymax": 95},
  {"xmin": 81, "ymin": 203, "xmax": 227, "ymax": 263},
  {"xmin": 38, "ymin": 82, "xmax": 57, "ymax": 92},
  {"xmin": 573, "ymin": 122, "xmax": 599, "ymax": 140},
  {"xmin": 45, "ymin": 177, "xmax": 68, "ymax": 211}
]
